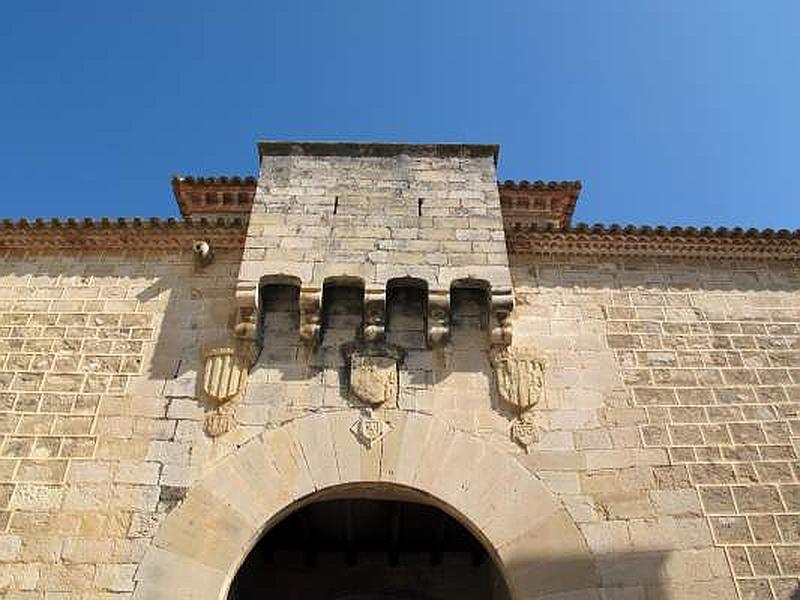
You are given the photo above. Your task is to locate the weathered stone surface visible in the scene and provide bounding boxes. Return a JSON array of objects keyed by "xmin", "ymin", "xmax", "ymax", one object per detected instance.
[
  {"xmin": 349, "ymin": 352, "xmax": 398, "ymax": 407},
  {"xmin": 490, "ymin": 346, "xmax": 545, "ymax": 413},
  {"xmin": 201, "ymin": 346, "xmax": 248, "ymax": 404},
  {"xmin": 2, "ymin": 141, "xmax": 798, "ymax": 599}
]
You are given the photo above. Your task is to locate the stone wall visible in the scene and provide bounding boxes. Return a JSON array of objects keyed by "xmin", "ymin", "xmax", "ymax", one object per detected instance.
[
  {"xmin": 1, "ymin": 141, "xmax": 798, "ymax": 599},
  {"xmin": 0, "ymin": 247, "xmax": 240, "ymax": 598},
  {"xmin": 1, "ymin": 246, "xmax": 798, "ymax": 599},
  {"xmin": 241, "ymin": 143, "xmax": 510, "ymax": 291},
  {"xmin": 511, "ymin": 254, "xmax": 800, "ymax": 600}
]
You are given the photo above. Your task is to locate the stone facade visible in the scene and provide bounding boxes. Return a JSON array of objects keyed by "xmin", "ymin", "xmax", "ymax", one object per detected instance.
[{"xmin": 0, "ymin": 141, "xmax": 798, "ymax": 599}]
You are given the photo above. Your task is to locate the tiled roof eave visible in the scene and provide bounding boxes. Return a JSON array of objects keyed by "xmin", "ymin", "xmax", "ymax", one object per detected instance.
[
  {"xmin": 171, "ymin": 176, "xmax": 257, "ymax": 217},
  {"xmin": 0, "ymin": 217, "xmax": 247, "ymax": 250},
  {"xmin": 506, "ymin": 225, "xmax": 800, "ymax": 261},
  {"xmin": 1, "ymin": 216, "xmax": 798, "ymax": 260}
]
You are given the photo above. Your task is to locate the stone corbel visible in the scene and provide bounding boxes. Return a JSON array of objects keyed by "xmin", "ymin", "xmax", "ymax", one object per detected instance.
[
  {"xmin": 363, "ymin": 288, "xmax": 386, "ymax": 344},
  {"xmin": 299, "ymin": 287, "xmax": 322, "ymax": 349},
  {"xmin": 233, "ymin": 281, "xmax": 260, "ymax": 367},
  {"xmin": 427, "ymin": 289, "xmax": 450, "ymax": 348},
  {"xmin": 490, "ymin": 288, "xmax": 514, "ymax": 348}
]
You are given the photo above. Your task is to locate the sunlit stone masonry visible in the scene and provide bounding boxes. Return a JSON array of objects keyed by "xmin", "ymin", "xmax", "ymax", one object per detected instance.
[{"xmin": 1, "ymin": 141, "xmax": 799, "ymax": 600}]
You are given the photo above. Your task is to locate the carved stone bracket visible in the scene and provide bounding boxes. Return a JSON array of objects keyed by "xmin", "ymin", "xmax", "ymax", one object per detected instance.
[
  {"xmin": 299, "ymin": 288, "xmax": 322, "ymax": 349},
  {"xmin": 233, "ymin": 281, "xmax": 260, "ymax": 367},
  {"xmin": 363, "ymin": 288, "xmax": 386, "ymax": 344},
  {"xmin": 490, "ymin": 289, "xmax": 514, "ymax": 347},
  {"xmin": 427, "ymin": 290, "xmax": 450, "ymax": 348}
]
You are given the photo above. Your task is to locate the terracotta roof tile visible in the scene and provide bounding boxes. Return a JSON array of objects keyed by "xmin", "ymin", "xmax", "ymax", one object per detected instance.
[
  {"xmin": 0, "ymin": 216, "xmax": 246, "ymax": 250},
  {"xmin": 506, "ymin": 222, "xmax": 800, "ymax": 260},
  {"xmin": 499, "ymin": 180, "xmax": 581, "ymax": 229},
  {"xmin": 171, "ymin": 176, "xmax": 256, "ymax": 217},
  {"xmin": 2, "ymin": 178, "xmax": 797, "ymax": 260}
]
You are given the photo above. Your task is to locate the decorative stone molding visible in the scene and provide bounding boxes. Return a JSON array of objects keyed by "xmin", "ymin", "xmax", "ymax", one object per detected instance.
[
  {"xmin": 490, "ymin": 346, "xmax": 545, "ymax": 413},
  {"xmin": 203, "ymin": 406, "xmax": 236, "ymax": 438},
  {"xmin": 201, "ymin": 347, "xmax": 249, "ymax": 404},
  {"xmin": 490, "ymin": 346, "xmax": 545, "ymax": 451},
  {"xmin": 299, "ymin": 288, "xmax": 322, "ymax": 348},
  {"xmin": 489, "ymin": 289, "xmax": 514, "ymax": 347},
  {"xmin": 427, "ymin": 290, "xmax": 450, "ymax": 348},
  {"xmin": 510, "ymin": 412, "xmax": 539, "ymax": 450},
  {"xmin": 350, "ymin": 415, "xmax": 392, "ymax": 449},
  {"xmin": 363, "ymin": 288, "xmax": 386, "ymax": 344},
  {"xmin": 200, "ymin": 346, "xmax": 252, "ymax": 438},
  {"xmin": 506, "ymin": 224, "xmax": 800, "ymax": 261},
  {"xmin": 0, "ymin": 217, "xmax": 246, "ymax": 250}
]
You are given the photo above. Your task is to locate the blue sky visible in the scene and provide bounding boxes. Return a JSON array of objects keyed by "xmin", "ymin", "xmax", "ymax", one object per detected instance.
[{"xmin": 1, "ymin": 1, "xmax": 798, "ymax": 227}]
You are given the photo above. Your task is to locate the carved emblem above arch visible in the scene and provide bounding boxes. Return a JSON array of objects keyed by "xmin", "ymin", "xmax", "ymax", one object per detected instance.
[
  {"xmin": 131, "ymin": 410, "xmax": 597, "ymax": 600},
  {"xmin": 349, "ymin": 352, "xmax": 399, "ymax": 407}
]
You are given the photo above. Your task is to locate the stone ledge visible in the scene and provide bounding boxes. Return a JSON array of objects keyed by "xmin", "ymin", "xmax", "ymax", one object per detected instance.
[{"xmin": 257, "ymin": 140, "xmax": 499, "ymax": 163}]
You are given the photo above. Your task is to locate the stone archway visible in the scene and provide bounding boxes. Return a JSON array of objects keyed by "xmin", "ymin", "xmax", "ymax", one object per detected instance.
[
  {"xmin": 133, "ymin": 410, "xmax": 597, "ymax": 600},
  {"xmin": 229, "ymin": 491, "xmax": 511, "ymax": 599}
]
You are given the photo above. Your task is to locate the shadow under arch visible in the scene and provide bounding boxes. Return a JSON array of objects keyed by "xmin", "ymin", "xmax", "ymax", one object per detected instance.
[
  {"xmin": 227, "ymin": 482, "xmax": 512, "ymax": 599},
  {"xmin": 132, "ymin": 409, "xmax": 598, "ymax": 600}
]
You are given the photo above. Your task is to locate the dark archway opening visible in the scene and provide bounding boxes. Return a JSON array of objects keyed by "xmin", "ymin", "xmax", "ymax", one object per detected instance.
[{"xmin": 228, "ymin": 497, "xmax": 511, "ymax": 600}]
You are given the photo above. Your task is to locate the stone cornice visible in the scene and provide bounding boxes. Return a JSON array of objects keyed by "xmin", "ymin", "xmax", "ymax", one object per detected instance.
[
  {"xmin": 257, "ymin": 141, "xmax": 500, "ymax": 164},
  {"xmin": 506, "ymin": 224, "xmax": 800, "ymax": 261},
  {"xmin": 0, "ymin": 217, "xmax": 246, "ymax": 250}
]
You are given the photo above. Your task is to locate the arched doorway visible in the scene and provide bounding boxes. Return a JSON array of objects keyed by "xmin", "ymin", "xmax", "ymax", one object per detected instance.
[
  {"xmin": 132, "ymin": 411, "xmax": 597, "ymax": 599},
  {"xmin": 228, "ymin": 496, "xmax": 510, "ymax": 600}
]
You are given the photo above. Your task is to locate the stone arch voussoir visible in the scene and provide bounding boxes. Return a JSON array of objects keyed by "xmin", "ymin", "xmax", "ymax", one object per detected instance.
[{"xmin": 133, "ymin": 410, "xmax": 597, "ymax": 600}]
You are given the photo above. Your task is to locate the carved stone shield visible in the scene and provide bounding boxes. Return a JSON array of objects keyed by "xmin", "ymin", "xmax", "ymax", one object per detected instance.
[
  {"xmin": 204, "ymin": 411, "xmax": 234, "ymax": 437},
  {"xmin": 490, "ymin": 347, "xmax": 545, "ymax": 413},
  {"xmin": 511, "ymin": 413, "xmax": 539, "ymax": 451},
  {"xmin": 350, "ymin": 353, "xmax": 398, "ymax": 407},
  {"xmin": 202, "ymin": 347, "xmax": 248, "ymax": 404},
  {"xmin": 350, "ymin": 416, "xmax": 392, "ymax": 449}
]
